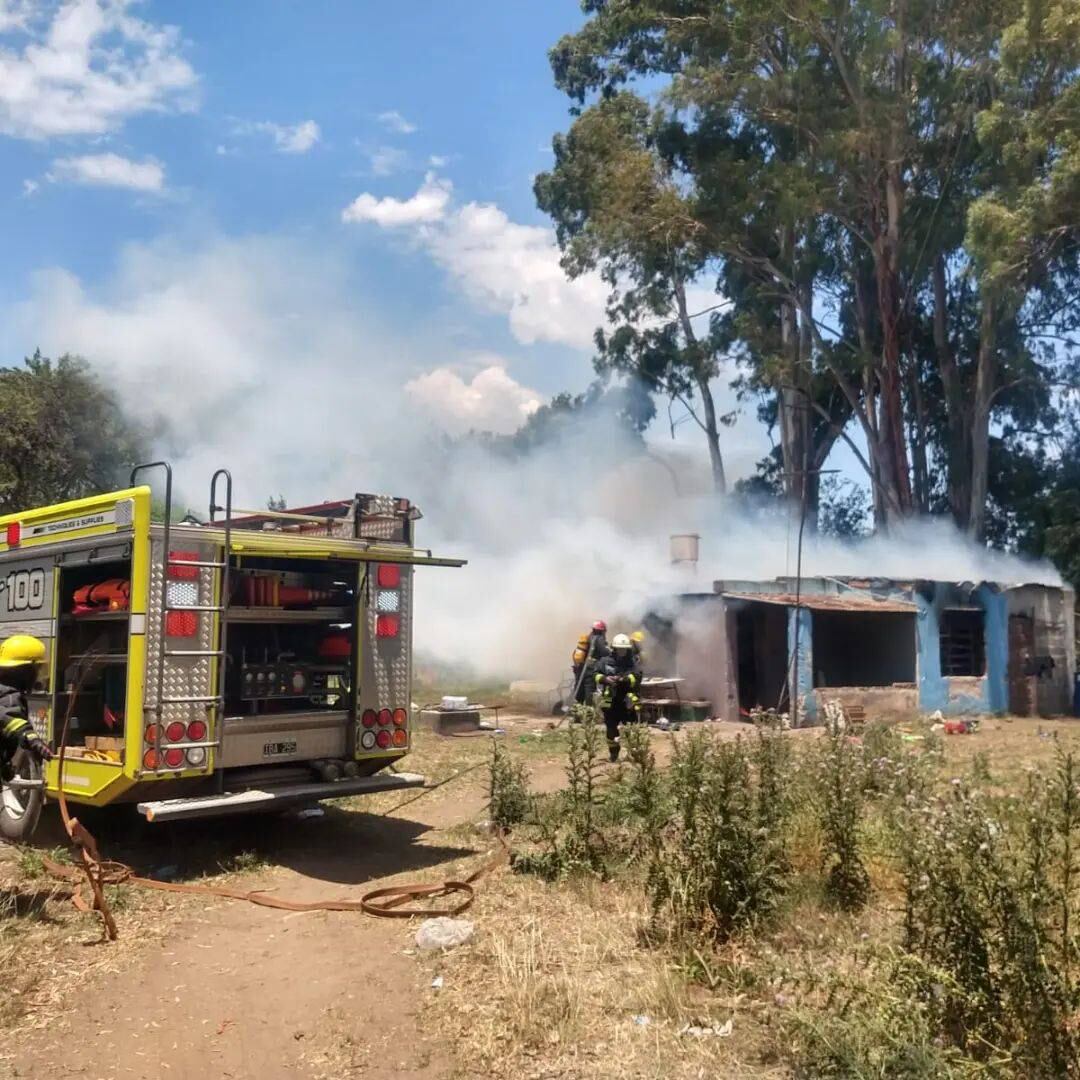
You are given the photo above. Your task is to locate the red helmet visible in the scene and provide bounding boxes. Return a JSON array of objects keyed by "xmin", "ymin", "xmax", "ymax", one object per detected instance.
[{"xmin": 592, "ymin": 620, "xmax": 607, "ymax": 632}]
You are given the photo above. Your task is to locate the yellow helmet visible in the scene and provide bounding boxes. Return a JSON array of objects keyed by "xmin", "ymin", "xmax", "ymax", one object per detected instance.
[
  {"xmin": 631, "ymin": 631, "xmax": 645, "ymax": 644},
  {"xmin": 0, "ymin": 635, "xmax": 46, "ymax": 668}
]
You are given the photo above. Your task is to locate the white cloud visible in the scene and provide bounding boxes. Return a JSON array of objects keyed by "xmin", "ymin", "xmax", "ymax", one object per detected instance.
[
  {"xmin": 428, "ymin": 154, "xmax": 448, "ymax": 167},
  {"xmin": 48, "ymin": 150, "xmax": 164, "ymax": 191},
  {"xmin": 405, "ymin": 361, "xmax": 543, "ymax": 436},
  {"xmin": 368, "ymin": 144, "xmax": 406, "ymax": 177},
  {"xmin": 21, "ymin": 176, "xmax": 38, "ymax": 195},
  {"xmin": 0, "ymin": 0, "xmax": 197, "ymax": 140},
  {"xmin": 248, "ymin": 118, "xmax": 320, "ymax": 154},
  {"xmin": 342, "ymin": 172, "xmax": 609, "ymax": 350},
  {"xmin": 341, "ymin": 171, "xmax": 452, "ymax": 226},
  {"xmin": 376, "ymin": 109, "xmax": 416, "ymax": 135}
]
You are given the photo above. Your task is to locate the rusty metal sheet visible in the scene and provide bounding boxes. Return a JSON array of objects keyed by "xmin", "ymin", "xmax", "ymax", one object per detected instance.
[{"xmin": 722, "ymin": 591, "xmax": 917, "ymax": 613}]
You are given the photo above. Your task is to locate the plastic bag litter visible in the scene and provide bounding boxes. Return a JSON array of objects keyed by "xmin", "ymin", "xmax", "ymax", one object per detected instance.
[{"xmin": 415, "ymin": 917, "xmax": 475, "ymax": 951}]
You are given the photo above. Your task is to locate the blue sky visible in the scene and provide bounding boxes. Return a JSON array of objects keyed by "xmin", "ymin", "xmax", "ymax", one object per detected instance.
[{"xmin": 0, "ymin": 0, "xmax": 776, "ymax": 503}]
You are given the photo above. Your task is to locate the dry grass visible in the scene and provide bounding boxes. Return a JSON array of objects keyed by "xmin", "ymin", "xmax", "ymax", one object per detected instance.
[{"xmin": 424, "ymin": 872, "xmax": 787, "ymax": 1080}]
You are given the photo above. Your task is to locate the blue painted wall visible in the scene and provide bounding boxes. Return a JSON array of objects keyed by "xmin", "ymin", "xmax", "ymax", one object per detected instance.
[
  {"xmin": 787, "ymin": 606, "xmax": 816, "ymax": 722},
  {"xmin": 777, "ymin": 580, "xmax": 1011, "ymax": 719}
]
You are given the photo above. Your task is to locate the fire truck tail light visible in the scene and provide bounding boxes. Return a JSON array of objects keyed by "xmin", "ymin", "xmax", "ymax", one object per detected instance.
[
  {"xmin": 144, "ymin": 724, "xmax": 160, "ymax": 745},
  {"xmin": 376, "ymin": 730, "xmax": 392, "ymax": 749},
  {"xmin": 164, "ymin": 748, "xmax": 184, "ymax": 769},
  {"xmin": 360, "ymin": 730, "xmax": 376, "ymax": 750},
  {"xmin": 376, "ymin": 564, "xmax": 401, "ymax": 589},
  {"xmin": 375, "ymin": 614, "xmax": 399, "ymax": 638},
  {"xmin": 165, "ymin": 721, "xmax": 186, "ymax": 743},
  {"xmin": 392, "ymin": 708, "xmax": 407, "ymax": 727},
  {"xmin": 166, "ymin": 610, "xmax": 198, "ymax": 637},
  {"xmin": 168, "ymin": 551, "xmax": 200, "ymax": 580},
  {"xmin": 361, "ymin": 709, "xmax": 377, "ymax": 728},
  {"xmin": 375, "ymin": 590, "xmax": 400, "ymax": 613},
  {"xmin": 143, "ymin": 749, "xmax": 159, "ymax": 770},
  {"xmin": 187, "ymin": 719, "xmax": 207, "ymax": 741},
  {"xmin": 392, "ymin": 729, "xmax": 408, "ymax": 748},
  {"xmin": 377, "ymin": 708, "xmax": 392, "ymax": 727},
  {"xmin": 5, "ymin": 523, "xmax": 20, "ymax": 547},
  {"xmin": 186, "ymin": 747, "xmax": 207, "ymax": 767}
]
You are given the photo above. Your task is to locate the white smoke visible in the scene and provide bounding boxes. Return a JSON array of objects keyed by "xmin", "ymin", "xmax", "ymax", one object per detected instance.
[{"xmin": 5, "ymin": 233, "xmax": 1062, "ymax": 689}]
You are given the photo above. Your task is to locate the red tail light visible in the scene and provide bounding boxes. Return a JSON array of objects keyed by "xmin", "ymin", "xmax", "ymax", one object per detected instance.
[
  {"xmin": 187, "ymin": 720, "xmax": 207, "ymax": 741},
  {"xmin": 376, "ymin": 730, "xmax": 391, "ymax": 749},
  {"xmin": 376, "ymin": 614, "xmax": 400, "ymax": 638},
  {"xmin": 164, "ymin": 748, "xmax": 184, "ymax": 769},
  {"xmin": 166, "ymin": 721, "xmax": 186, "ymax": 743},
  {"xmin": 5, "ymin": 523, "xmax": 20, "ymax": 547},
  {"xmin": 166, "ymin": 610, "xmax": 198, "ymax": 637},
  {"xmin": 392, "ymin": 729, "xmax": 407, "ymax": 748},
  {"xmin": 392, "ymin": 708, "xmax": 407, "ymax": 727},
  {"xmin": 361, "ymin": 709, "xmax": 377, "ymax": 728},
  {"xmin": 376, "ymin": 564, "xmax": 401, "ymax": 588},
  {"xmin": 168, "ymin": 551, "xmax": 200, "ymax": 580},
  {"xmin": 144, "ymin": 724, "xmax": 160, "ymax": 744},
  {"xmin": 143, "ymin": 749, "xmax": 159, "ymax": 769},
  {"xmin": 377, "ymin": 708, "xmax": 392, "ymax": 727}
]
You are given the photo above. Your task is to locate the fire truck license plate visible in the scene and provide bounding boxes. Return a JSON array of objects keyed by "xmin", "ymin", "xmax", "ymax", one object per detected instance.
[{"xmin": 263, "ymin": 740, "xmax": 298, "ymax": 758}]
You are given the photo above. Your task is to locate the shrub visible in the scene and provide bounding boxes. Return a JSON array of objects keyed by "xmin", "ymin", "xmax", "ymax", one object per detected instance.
[
  {"xmin": 488, "ymin": 740, "xmax": 532, "ymax": 829},
  {"xmin": 815, "ymin": 724, "xmax": 871, "ymax": 912}
]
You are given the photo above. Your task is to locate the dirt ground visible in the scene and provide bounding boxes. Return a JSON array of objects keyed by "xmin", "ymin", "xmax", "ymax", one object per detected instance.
[{"xmin": 2, "ymin": 713, "xmax": 1077, "ymax": 1080}]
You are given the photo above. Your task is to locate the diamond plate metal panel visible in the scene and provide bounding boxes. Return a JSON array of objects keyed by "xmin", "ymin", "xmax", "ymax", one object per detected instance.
[
  {"xmin": 143, "ymin": 538, "xmax": 217, "ymax": 758},
  {"xmin": 358, "ymin": 566, "xmax": 412, "ymax": 751},
  {"xmin": 357, "ymin": 495, "xmax": 401, "ymax": 542}
]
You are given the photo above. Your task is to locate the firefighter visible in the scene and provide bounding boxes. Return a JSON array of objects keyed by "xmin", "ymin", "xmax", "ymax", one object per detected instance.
[
  {"xmin": 630, "ymin": 630, "xmax": 645, "ymax": 670},
  {"xmin": 594, "ymin": 633, "xmax": 641, "ymax": 762},
  {"xmin": 0, "ymin": 636, "xmax": 53, "ymax": 770},
  {"xmin": 572, "ymin": 620, "xmax": 609, "ymax": 706}
]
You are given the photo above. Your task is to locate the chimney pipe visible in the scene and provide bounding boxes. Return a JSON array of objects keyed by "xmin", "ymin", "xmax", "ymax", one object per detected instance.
[{"xmin": 670, "ymin": 533, "xmax": 700, "ymax": 567}]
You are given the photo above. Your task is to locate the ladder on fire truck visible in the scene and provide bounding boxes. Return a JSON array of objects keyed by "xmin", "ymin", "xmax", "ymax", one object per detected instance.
[{"xmin": 131, "ymin": 463, "xmax": 233, "ymax": 784}]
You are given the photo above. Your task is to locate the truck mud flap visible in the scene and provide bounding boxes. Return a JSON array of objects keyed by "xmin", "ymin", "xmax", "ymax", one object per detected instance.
[{"xmin": 137, "ymin": 771, "xmax": 425, "ymax": 823}]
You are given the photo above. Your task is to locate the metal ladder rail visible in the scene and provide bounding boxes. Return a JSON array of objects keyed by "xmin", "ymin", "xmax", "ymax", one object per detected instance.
[
  {"xmin": 130, "ymin": 461, "xmax": 177, "ymax": 777},
  {"xmin": 209, "ymin": 470, "xmax": 233, "ymax": 792}
]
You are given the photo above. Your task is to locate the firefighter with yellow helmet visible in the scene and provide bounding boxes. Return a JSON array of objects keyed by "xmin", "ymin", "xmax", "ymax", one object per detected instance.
[
  {"xmin": 0, "ymin": 636, "xmax": 53, "ymax": 767},
  {"xmin": 594, "ymin": 633, "xmax": 642, "ymax": 762}
]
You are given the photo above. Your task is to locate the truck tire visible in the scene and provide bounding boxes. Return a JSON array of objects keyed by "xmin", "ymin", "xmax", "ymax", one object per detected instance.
[{"xmin": 0, "ymin": 751, "xmax": 43, "ymax": 842}]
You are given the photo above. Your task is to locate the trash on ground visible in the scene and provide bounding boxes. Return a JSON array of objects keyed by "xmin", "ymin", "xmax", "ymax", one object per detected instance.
[
  {"xmin": 678, "ymin": 1018, "xmax": 733, "ymax": 1038},
  {"xmin": 431, "ymin": 975, "xmax": 444, "ymax": 990},
  {"xmin": 416, "ymin": 917, "xmax": 475, "ymax": 951},
  {"xmin": 632, "ymin": 1015, "xmax": 651, "ymax": 1027}
]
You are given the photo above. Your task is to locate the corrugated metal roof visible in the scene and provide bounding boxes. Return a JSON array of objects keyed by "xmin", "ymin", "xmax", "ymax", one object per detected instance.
[{"xmin": 722, "ymin": 591, "xmax": 917, "ymax": 613}]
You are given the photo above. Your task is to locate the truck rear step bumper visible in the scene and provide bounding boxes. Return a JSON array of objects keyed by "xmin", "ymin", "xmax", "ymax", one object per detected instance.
[{"xmin": 137, "ymin": 771, "xmax": 425, "ymax": 823}]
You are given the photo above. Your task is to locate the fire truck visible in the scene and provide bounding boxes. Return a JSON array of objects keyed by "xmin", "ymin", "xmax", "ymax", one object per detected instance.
[{"xmin": 0, "ymin": 463, "xmax": 463, "ymax": 840}]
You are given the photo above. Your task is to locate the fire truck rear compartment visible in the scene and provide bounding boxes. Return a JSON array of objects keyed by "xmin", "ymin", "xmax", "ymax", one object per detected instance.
[{"xmin": 218, "ymin": 556, "xmax": 359, "ymax": 771}]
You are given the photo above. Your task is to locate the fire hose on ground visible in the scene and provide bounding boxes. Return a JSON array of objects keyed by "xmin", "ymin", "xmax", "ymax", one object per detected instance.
[{"xmin": 35, "ymin": 679, "xmax": 507, "ymax": 942}]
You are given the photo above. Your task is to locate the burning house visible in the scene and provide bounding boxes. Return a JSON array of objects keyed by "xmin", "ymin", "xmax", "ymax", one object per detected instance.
[{"xmin": 659, "ymin": 573, "xmax": 1075, "ymax": 722}]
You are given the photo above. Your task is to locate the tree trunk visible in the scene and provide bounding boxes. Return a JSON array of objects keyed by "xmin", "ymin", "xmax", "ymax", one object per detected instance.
[
  {"xmin": 673, "ymin": 275, "xmax": 726, "ymax": 494},
  {"xmin": 968, "ymin": 293, "xmax": 997, "ymax": 539},
  {"xmin": 933, "ymin": 254, "xmax": 971, "ymax": 528},
  {"xmin": 909, "ymin": 358, "xmax": 930, "ymax": 513}
]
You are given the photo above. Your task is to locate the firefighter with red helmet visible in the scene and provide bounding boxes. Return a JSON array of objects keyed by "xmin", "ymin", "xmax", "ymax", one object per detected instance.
[
  {"xmin": 594, "ymin": 633, "xmax": 641, "ymax": 762},
  {"xmin": 0, "ymin": 636, "xmax": 54, "ymax": 769},
  {"xmin": 572, "ymin": 620, "xmax": 609, "ymax": 705}
]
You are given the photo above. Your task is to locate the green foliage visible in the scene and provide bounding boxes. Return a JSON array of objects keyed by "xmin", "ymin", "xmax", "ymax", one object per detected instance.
[
  {"xmin": 814, "ymin": 725, "xmax": 871, "ymax": 912},
  {"xmin": 895, "ymin": 753, "xmax": 1080, "ymax": 1075},
  {"xmin": 648, "ymin": 730, "xmax": 793, "ymax": 944},
  {"xmin": 488, "ymin": 741, "xmax": 532, "ymax": 830},
  {"xmin": 0, "ymin": 351, "xmax": 148, "ymax": 514}
]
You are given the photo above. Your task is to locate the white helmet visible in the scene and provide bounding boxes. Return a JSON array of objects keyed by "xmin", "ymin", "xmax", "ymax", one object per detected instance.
[{"xmin": 611, "ymin": 633, "xmax": 632, "ymax": 650}]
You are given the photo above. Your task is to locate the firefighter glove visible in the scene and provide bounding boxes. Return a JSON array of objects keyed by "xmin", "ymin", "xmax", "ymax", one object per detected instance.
[{"xmin": 20, "ymin": 731, "xmax": 52, "ymax": 762}]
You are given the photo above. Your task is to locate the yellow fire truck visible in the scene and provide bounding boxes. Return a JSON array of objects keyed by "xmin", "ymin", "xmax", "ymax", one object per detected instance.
[{"xmin": 0, "ymin": 462, "xmax": 463, "ymax": 839}]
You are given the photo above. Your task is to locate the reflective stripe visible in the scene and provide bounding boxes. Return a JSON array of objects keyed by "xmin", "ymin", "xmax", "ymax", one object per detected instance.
[{"xmin": 2, "ymin": 716, "xmax": 28, "ymax": 737}]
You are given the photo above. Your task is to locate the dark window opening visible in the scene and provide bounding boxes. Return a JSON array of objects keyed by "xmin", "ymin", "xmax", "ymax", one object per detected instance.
[
  {"xmin": 735, "ymin": 603, "xmax": 790, "ymax": 711},
  {"xmin": 940, "ymin": 608, "xmax": 985, "ymax": 676},
  {"xmin": 812, "ymin": 611, "xmax": 916, "ymax": 688}
]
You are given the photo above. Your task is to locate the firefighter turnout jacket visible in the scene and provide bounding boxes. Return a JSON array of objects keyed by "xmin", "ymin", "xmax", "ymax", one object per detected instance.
[
  {"xmin": 0, "ymin": 684, "xmax": 51, "ymax": 761},
  {"xmin": 594, "ymin": 652, "xmax": 642, "ymax": 713}
]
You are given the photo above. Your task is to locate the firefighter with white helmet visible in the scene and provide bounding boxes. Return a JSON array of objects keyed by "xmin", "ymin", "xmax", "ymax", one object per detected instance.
[
  {"xmin": 0, "ymin": 635, "xmax": 53, "ymax": 767},
  {"xmin": 594, "ymin": 632, "xmax": 642, "ymax": 762}
]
